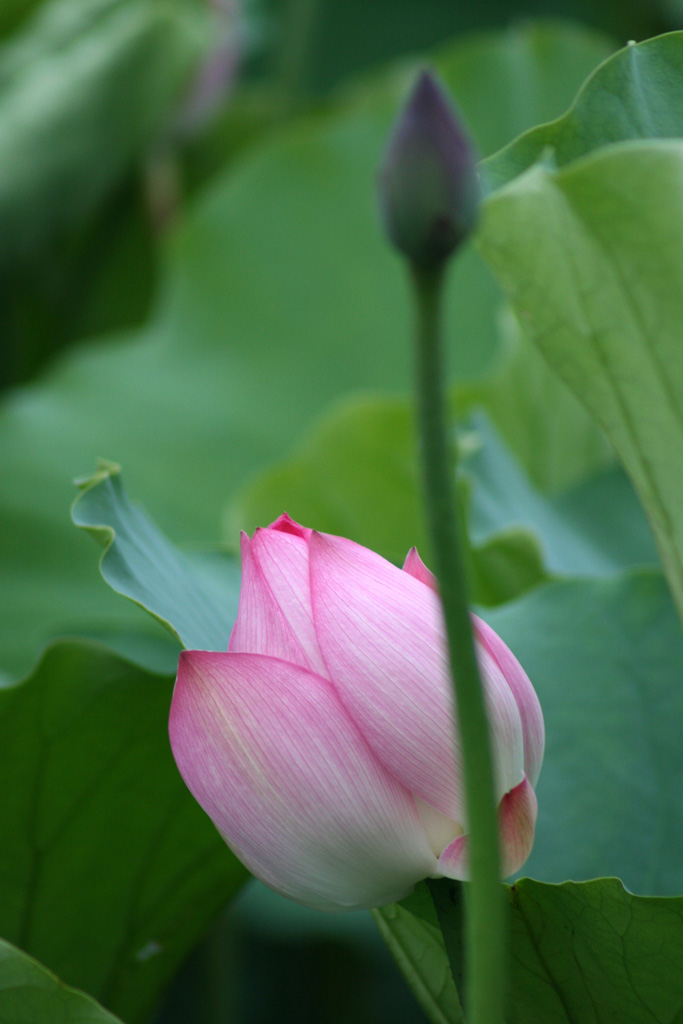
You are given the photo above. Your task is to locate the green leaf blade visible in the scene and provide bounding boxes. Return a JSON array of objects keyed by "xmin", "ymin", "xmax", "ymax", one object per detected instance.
[
  {"xmin": 381, "ymin": 878, "xmax": 683, "ymax": 1024},
  {"xmin": 509, "ymin": 878, "xmax": 683, "ymax": 1024},
  {"xmin": 483, "ymin": 31, "xmax": 683, "ymax": 191},
  {"xmin": 72, "ymin": 463, "xmax": 240, "ymax": 652},
  {"xmin": 480, "ymin": 140, "xmax": 683, "ymax": 621},
  {"xmin": 0, "ymin": 938, "xmax": 123, "ymax": 1024},
  {"xmin": 0, "ymin": 20, "xmax": 617, "ymax": 679},
  {"xmin": 372, "ymin": 901, "xmax": 463, "ymax": 1024},
  {"xmin": 0, "ymin": 640, "xmax": 247, "ymax": 1023}
]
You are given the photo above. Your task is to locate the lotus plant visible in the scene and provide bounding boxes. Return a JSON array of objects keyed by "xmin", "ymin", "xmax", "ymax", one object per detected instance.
[{"xmin": 169, "ymin": 514, "xmax": 543, "ymax": 912}]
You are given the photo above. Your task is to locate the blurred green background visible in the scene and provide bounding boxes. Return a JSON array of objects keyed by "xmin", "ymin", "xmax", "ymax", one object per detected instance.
[{"xmin": 1, "ymin": 0, "xmax": 681, "ymax": 1022}]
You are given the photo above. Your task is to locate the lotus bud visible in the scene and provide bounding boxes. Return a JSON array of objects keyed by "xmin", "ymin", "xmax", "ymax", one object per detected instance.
[
  {"xmin": 169, "ymin": 515, "xmax": 543, "ymax": 911},
  {"xmin": 378, "ymin": 69, "xmax": 480, "ymax": 268}
]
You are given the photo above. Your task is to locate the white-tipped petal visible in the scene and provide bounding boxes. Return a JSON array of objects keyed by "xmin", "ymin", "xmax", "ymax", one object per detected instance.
[{"xmin": 169, "ymin": 650, "xmax": 437, "ymax": 911}]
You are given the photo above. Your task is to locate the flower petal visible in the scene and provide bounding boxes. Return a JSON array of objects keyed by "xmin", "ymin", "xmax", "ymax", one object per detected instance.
[
  {"xmin": 436, "ymin": 774, "xmax": 538, "ymax": 880},
  {"xmin": 310, "ymin": 532, "xmax": 526, "ymax": 820},
  {"xmin": 402, "ymin": 547, "xmax": 437, "ymax": 590},
  {"xmin": 169, "ymin": 650, "xmax": 438, "ymax": 911},
  {"xmin": 473, "ymin": 615, "xmax": 544, "ymax": 787},
  {"xmin": 268, "ymin": 512, "xmax": 313, "ymax": 540},
  {"xmin": 229, "ymin": 528, "xmax": 327, "ymax": 675},
  {"xmin": 498, "ymin": 774, "xmax": 538, "ymax": 877},
  {"xmin": 402, "ymin": 553, "xmax": 537, "ymax": 790},
  {"xmin": 228, "ymin": 533, "xmax": 311, "ymax": 667},
  {"xmin": 311, "ymin": 531, "xmax": 463, "ymax": 819},
  {"xmin": 250, "ymin": 526, "xmax": 326, "ymax": 670}
]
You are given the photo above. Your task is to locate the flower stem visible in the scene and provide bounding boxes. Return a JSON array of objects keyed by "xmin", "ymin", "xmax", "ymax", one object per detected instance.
[{"xmin": 411, "ymin": 262, "xmax": 506, "ymax": 1024}]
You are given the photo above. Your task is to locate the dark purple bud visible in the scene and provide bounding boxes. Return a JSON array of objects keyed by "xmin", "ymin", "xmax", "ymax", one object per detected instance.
[{"xmin": 378, "ymin": 70, "xmax": 480, "ymax": 268}]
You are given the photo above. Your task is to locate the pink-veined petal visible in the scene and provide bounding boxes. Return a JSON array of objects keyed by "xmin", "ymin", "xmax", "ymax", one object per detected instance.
[
  {"xmin": 268, "ymin": 512, "xmax": 313, "ymax": 540},
  {"xmin": 310, "ymin": 532, "xmax": 526, "ymax": 819},
  {"xmin": 403, "ymin": 549, "xmax": 529, "ymax": 802},
  {"xmin": 249, "ymin": 525, "xmax": 326, "ymax": 674},
  {"xmin": 473, "ymin": 615, "xmax": 544, "ymax": 787},
  {"xmin": 402, "ymin": 547, "xmax": 437, "ymax": 590},
  {"xmin": 169, "ymin": 651, "xmax": 438, "ymax": 911},
  {"xmin": 310, "ymin": 530, "xmax": 464, "ymax": 819},
  {"xmin": 478, "ymin": 644, "xmax": 527, "ymax": 801},
  {"xmin": 228, "ymin": 533, "xmax": 311, "ymax": 668},
  {"xmin": 436, "ymin": 774, "xmax": 538, "ymax": 880},
  {"xmin": 498, "ymin": 774, "xmax": 538, "ymax": 877}
]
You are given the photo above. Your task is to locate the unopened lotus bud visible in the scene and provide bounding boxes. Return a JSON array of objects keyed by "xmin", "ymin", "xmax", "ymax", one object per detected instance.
[
  {"xmin": 378, "ymin": 70, "xmax": 480, "ymax": 268},
  {"xmin": 169, "ymin": 515, "xmax": 544, "ymax": 912}
]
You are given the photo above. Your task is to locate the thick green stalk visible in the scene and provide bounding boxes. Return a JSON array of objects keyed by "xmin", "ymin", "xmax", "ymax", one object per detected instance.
[{"xmin": 411, "ymin": 263, "xmax": 507, "ymax": 1024}]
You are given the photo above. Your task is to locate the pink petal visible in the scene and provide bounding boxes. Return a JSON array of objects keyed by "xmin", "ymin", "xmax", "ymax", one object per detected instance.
[
  {"xmin": 473, "ymin": 615, "xmax": 544, "ymax": 787},
  {"xmin": 229, "ymin": 529, "xmax": 326, "ymax": 675},
  {"xmin": 268, "ymin": 513, "xmax": 312, "ymax": 540},
  {"xmin": 310, "ymin": 532, "xmax": 462, "ymax": 819},
  {"xmin": 310, "ymin": 532, "xmax": 525, "ymax": 822},
  {"xmin": 401, "ymin": 552, "xmax": 528, "ymax": 798},
  {"xmin": 228, "ymin": 533, "xmax": 310, "ymax": 667},
  {"xmin": 402, "ymin": 547, "xmax": 438, "ymax": 590},
  {"xmin": 169, "ymin": 651, "xmax": 438, "ymax": 911},
  {"xmin": 498, "ymin": 774, "xmax": 538, "ymax": 877},
  {"xmin": 436, "ymin": 774, "xmax": 538, "ymax": 880}
]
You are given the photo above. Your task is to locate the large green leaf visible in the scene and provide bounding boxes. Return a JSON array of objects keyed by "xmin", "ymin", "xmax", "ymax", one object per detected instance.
[
  {"xmin": 229, "ymin": 394, "xmax": 655, "ymax": 600},
  {"xmin": 72, "ymin": 462, "xmax": 239, "ymax": 651},
  {"xmin": 0, "ymin": 0, "xmax": 209, "ymax": 266},
  {"xmin": 483, "ymin": 30, "xmax": 683, "ymax": 191},
  {"xmin": 0, "ymin": 640, "xmax": 247, "ymax": 1023},
  {"xmin": 227, "ymin": 393, "xmax": 551, "ymax": 605},
  {"xmin": 378, "ymin": 878, "xmax": 683, "ymax": 1024},
  {"xmin": 480, "ymin": 140, "xmax": 683, "ymax": 621},
  {"xmin": 463, "ymin": 414, "xmax": 658, "ymax": 579},
  {"xmin": 372, "ymin": 897, "xmax": 462, "ymax": 1024},
  {"xmin": 0, "ymin": 21, "xmax": 615, "ymax": 680},
  {"xmin": 485, "ymin": 571, "xmax": 683, "ymax": 894},
  {"xmin": 460, "ymin": 307, "xmax": 612, "ymax": 495},
  {"xmin": 0, "ymin": 938, "xmax": 123, "ymax": 1024},
  {"xmin": 227, "ymin": 395, "xmax": 427, "ymax": 565},
  {"xmin": 507, "ymin": 878, "xmax": 683, "ymax": 1023}
]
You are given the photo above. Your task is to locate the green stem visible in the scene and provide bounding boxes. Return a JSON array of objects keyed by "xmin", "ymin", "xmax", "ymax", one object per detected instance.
[{"xmin": 411, "ymin": 263, "xmax": 507, "ymax": 1024}]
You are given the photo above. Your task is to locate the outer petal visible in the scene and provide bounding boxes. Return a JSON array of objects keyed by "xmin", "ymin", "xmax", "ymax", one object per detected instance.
[
  {"xmin": 436, "ymin": 775, "xmax": 538, "ymax": 880},
  {"xmin": 403, "ymin": 548, "xmax": 533, "ymax": 805},
  {"xmin": 169, "ymin": 650, "xmax": 438, "ymax": 911},
  {"xmin": 473, "ymin": 615, "xmax": 544, "ymax": 787},
  {"xmin": 402, "ymin": 554, "xmax": 540, "ymax": 783},
  {"xmin": 309, "ymin": 532, "xmax": 525, "ymax": 822}
]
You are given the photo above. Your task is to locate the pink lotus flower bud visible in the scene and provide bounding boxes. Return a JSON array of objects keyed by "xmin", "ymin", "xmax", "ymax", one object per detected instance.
[{"xmin": 169, "ymin": 515, "xmax": 544, "ymax": 911}]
